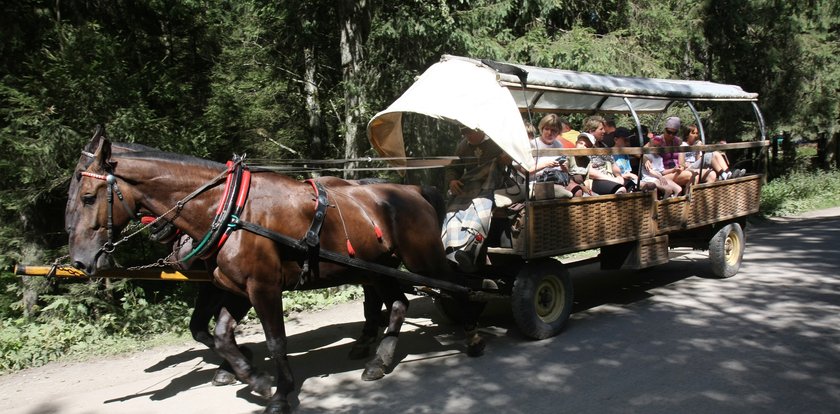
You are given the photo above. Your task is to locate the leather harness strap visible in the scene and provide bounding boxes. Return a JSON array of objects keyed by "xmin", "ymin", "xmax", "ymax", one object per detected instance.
[{"xmin": 298, "ymin": 179, "xmax": 330, "ymax": 284}]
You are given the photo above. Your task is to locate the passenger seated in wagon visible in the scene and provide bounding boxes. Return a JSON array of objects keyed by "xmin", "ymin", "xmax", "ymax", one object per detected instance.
[
  {"xmin": 640, "ymin": 136, "xmax": 683, "ymax": 198},
  {"xmin": 682, "ymin": 125, "xmax": 745, "ymax": 181},
  {"xmin": 442, "ymin": 126, "xmax": 510, "ymax": 272},
  {"xmin": 655, "ymin": 116, "xmax": 694, "ymax": 189},
  {"xmin": 564, "ymin": 133, "xmax": 627, "ymax": 196}
]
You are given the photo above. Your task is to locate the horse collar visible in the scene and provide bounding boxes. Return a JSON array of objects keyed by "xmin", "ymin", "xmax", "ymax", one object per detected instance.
[{"xmin": 180, "ymin": 159, "xmax": 251, "ymax": 263}]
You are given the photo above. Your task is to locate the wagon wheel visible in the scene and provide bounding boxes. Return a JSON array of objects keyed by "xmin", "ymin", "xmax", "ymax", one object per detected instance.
[
  {"xmin": 709, "ymin": 222, "xmax": 745, "ymax": 278},
  {"xmin": 511, "ymin": 259, "xmax": 574, "ymax": 340}
]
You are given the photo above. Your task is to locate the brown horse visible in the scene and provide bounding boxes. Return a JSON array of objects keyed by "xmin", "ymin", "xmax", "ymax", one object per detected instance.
[
  {"xmin": 64, "ymin": 131, "xmax": 259, "ymax": 386},
  {"xmin": 66, "ymin": 133, "xmax": 396, "ymax": 388},
  {"xmin": 65, "ymin": 135, "xmax": 484, "ymax": 413}
]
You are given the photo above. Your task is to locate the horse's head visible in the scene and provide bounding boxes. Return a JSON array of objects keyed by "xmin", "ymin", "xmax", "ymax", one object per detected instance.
[{"xmin": 65, "ymin": 128, "xmax": 139, "ymax": 275}]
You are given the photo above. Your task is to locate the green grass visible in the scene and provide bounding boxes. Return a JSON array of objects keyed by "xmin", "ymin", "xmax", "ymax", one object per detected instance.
[{"xmin": 760, "ymin": 169, "xmax": 840, "ymax": 217}]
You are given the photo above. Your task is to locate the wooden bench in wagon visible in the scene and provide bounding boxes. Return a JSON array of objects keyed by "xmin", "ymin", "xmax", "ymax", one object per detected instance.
[{"xmin": 368, "ymin": 55, "xmax": 768, "ymax": 339}]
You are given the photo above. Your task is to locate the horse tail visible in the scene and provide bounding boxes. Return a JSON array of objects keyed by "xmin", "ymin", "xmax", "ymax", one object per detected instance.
[{"xmin": 420, "ymin": 186, "xmax": 446, "ymax": 227}]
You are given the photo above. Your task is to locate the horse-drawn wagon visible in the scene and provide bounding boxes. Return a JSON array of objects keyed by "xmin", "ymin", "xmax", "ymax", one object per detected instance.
[
  {"xmin": 367, "ymin": 55, "xmax": 767, "ymax": 339},
  {"xmin": 18, "ymin": 54, "xmax": 767, "ymax": 413}
]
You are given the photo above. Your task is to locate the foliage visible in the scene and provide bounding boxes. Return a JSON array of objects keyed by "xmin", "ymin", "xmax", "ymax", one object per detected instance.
[
  {"xmin": 0, "ymin": 277, "xmax": 192, "ymax": 372},
  {"xmin": 760, "ymin": 168, "xmax": 840, "ymax": 217},
  {"xmin": 282, "ymin": 285, "xmax": 364, "ymax": 316}
]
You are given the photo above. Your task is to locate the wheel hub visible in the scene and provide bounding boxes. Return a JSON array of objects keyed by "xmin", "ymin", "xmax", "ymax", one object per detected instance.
[{"xmin": 535, "ymin": 278, "xmax": 565, "ymax": 322}]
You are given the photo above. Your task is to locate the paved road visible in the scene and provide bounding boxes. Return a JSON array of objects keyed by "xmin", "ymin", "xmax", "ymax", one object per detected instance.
[{"xmin": 2, "ymin": 209, "xmax": 839, "ymax": 413}]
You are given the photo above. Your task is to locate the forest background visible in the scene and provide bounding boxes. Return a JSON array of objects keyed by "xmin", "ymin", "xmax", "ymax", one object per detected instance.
[{"xmin": 1, "ymin": 0, "xmax": 838, "ymax": 371}]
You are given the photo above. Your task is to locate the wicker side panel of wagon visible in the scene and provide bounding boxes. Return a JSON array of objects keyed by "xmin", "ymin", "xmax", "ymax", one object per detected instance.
[
  {"xmin": 521, "ymin": 191, "xmax": 657, "ymax": 259},
  {"xmin": 655, "ymin": 175, "xmax": 762, "ymax": 233}
]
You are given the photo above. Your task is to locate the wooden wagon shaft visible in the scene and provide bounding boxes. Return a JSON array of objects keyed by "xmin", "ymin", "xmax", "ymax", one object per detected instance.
[{"xmin": 14, "ymin": 264, "xmax": 212, "ymax": 281}]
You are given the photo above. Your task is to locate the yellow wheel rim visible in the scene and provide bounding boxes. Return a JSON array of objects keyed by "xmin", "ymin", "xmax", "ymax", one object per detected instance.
[
  {"xmin": 724, "ymin": 231, "xmax": 741, "ymax": 266},
  {"xmin": 534, "ymin": 276, "xmax": 565, "ymax": 323}
]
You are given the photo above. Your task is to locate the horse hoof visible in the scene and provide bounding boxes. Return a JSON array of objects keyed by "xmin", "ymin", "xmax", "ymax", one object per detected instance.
[
  {"xmin": 361, "ymin": 365, "xmax": 385, "ymax": 381},
  {"xmin": 251, "ymin": 373, "xmax": 274, "ymax": 400},
  {"xmin": 466, "ymin": 339, "xmax": 485, "ymax": 357},
  {"xmin": 212, "ymin": 368, "xmax": 237, "ymax": 386},
  {"xmin": 263, "ymin": 401, "xmax": 292, "ymax": 414}
]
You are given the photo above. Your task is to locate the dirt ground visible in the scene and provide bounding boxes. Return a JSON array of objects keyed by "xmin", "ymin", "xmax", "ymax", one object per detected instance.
[{"xmin": 2, "ymin": 208, "xmax": 839, "ymax": 414}]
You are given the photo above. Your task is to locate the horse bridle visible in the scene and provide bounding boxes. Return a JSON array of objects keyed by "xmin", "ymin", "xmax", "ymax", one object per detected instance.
[
  {"xmin": 77, "ymin": 156, "xmax": 245, "ymax": 266},
  {"xmin": 79, "ymin": 170, "xmax": 138, "ymax": 258}
]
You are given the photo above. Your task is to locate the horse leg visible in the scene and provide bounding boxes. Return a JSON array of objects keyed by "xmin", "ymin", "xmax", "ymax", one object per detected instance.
[
  {"xmin": 210, "ymin": 292, "xmax": 254, "ymax": 386},
  {"xmin": 457, "ymin": 292, "xmax": 486, "ymax": 357},
  {"xmin": 361, "ymin": 284, "xmax": 408, "ymax": 381},
  {"xmin": 348, "ymin": 284, "xmax": 384, "ymax": 360},
  {"xmin": 213, "ymin": 306, "xmax": 273, "ymax": 399},
  {"xmin": 190, "ymin": 283, "xmax": 256, "ymax": 386},
  {"xmin": 189, "ymin": 283, "xmax": 219, "ymax": 349},
  {"xmin": 249, "ymin": 289, "xmax": 294, "ymax": 414}
]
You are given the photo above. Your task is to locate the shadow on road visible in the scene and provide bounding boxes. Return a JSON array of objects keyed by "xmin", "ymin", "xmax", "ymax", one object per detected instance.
[{"xmin": 125, "ymin": 214, "xmax": 840, "ymax": 414}]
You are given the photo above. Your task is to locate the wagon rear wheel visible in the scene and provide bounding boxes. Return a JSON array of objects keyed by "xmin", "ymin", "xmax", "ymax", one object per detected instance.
[
  {"xmin": 709, "ymin": 222, "xmax": 745, "ymax": 278},
  {"xmin": 511, "ymin": 259, "xmax": 573, "ymax": 340}
]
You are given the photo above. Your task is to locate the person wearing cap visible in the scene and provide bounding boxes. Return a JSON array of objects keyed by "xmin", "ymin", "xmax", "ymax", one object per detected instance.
[
  {"xmin": 653, "ymin": 116, "xmax": 694, "ymax": 188},
  {"xmin": 442, "ymin": 126, "xmax": 509, "ymax": 272},
  {"xmin": 640, "ymin": 135, "xmax": 682, "ymax": 198}
]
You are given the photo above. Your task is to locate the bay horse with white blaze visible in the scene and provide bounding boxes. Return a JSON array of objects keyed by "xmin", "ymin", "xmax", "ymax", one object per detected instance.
[{"xmin": 65, "ymin": 135, "xmax": 484, "ymax": 413}]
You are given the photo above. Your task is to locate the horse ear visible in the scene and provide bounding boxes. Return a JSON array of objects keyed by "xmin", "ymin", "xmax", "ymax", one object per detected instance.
[
  {"xmin": 85, "ymin": 124, "xmax": 106, "ymax": 154},
  {"xmin": 93, "ymin": 137, "xmax": 113, "ymax": 171}
]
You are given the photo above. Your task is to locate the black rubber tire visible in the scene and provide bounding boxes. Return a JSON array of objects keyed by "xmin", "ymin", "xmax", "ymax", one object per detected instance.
[
  {"xmin": 709, "ymin": 222, "xmax": 745, "ymax": 278},
  {"xmin": 511, "ymin": 259, "xmax": 574, "ymax": 340}
]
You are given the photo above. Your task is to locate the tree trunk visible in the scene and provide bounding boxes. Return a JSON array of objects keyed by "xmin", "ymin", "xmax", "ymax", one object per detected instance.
[
  {"xmin": 19, "ymin": 242, "xmax": 49, "ymax": 319},
  {"xmin": 303, "ymin": 46, "xmax": 324, "ymax": 159},
  {"xmin": 339, "ymin": 0, "xmax": 370, "ymax": 179}
]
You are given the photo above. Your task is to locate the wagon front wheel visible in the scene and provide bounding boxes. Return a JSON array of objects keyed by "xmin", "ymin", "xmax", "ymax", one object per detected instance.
[
  {"xmin": 709, "ymin": 222, "xmax": 745, "ymax": 278},
  {"xmin": 511, "ymin": 259, "xmax": 573, "ymax": 340}
]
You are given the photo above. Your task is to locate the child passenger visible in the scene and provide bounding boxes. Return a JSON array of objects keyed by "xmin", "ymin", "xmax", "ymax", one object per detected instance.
[
  {"xmin": 640, "ymin": 136, "xmax": 682, "ymax": 198},
  {"xmin": 612, "ymin": 133, "xmax": 638, "ymax": 192}
]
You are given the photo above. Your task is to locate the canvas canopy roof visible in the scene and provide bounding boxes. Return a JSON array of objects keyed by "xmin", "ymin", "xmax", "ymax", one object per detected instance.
[{"xmin": 367, "ymin": 55, "xmax": 760, "ymax": 171}]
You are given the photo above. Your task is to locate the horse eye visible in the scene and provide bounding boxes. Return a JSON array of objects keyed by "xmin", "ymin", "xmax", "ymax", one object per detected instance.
[{"xmin": 81, "ymin": 194, "xmax": 96, "ymax": 205}]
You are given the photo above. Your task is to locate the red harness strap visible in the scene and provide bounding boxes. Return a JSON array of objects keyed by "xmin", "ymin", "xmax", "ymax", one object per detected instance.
[{"xmin": 213, "ymin": 167, "xmax": 251, "ymax": 252}]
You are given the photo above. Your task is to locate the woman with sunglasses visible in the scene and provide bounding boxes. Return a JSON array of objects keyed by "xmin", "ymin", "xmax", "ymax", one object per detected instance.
[{"xmin": 654, "ymin": 116, "xmax": 694, "ymax": 190}]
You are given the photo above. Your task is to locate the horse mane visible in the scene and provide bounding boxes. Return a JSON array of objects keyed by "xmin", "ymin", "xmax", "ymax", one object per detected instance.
[{"xmin": 112, "ymin": 144, "xmax": 225, "ymax": 169}]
